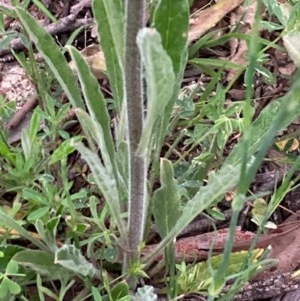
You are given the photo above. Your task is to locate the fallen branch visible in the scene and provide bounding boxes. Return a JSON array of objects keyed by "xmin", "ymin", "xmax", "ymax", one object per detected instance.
[
  {"xmin": 70, "ymin": 0, "xmax": 92, "ymax": 16},
  {"xmin": 0, "ymin": 15, "xmax": 93, "ymax": 57}
]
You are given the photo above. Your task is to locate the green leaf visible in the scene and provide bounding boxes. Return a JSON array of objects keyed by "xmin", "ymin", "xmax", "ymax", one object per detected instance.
[
  {"xmin": 91, "ymin": 287, "xmax": 103, "ymax": 301},
  {"xmin": 93, "ymin": 0, "xmax": 124, "ymax": 112},
  {"xmin": 221, "ymin": 69, "xmax": 300, "ymax": 197},
  {"xmin": 74, "ymin": 108, "xmax": 128, "ymax": 202},
  {"xmin": 176, "ymin": 165, "xmax": 240, "ymax": 235},
  {"xmin": 27, "ymin": 206, "xmax": 50, "ymax": 221},
  {"xmin": 74, "ymin": 139, "xmax": 127, "ymax": 245},
  {"xmin": 110, "ymin": 281, "xmax": 129, "ymax": 301},
  {"xmin": 5, "ymin": 260, "xmax": 18, "ymax": 274},
  {"xmin": 15, "ymin": 8, "xmax": 84, "ymax": 109},
  {"xmin": 22, "ymin": 187, "xmax": 48, "ymax": 205},
  {"xmin": 263, "ymin": 0, "xmax": 291, "ymax": 26},
  {"xmin": 0, "ymin": 261, "xmax": 22, "ymax": 298},
  {"xmin": 206, "ymin": 207, "xmax": 225, "ymax": 221},
  {"xmin": 5, "ymin": 278, "xmax": 21, "ymax": 295},
  {"xmin": 0, "ymin": 132, "xmax": 15, "ymax": 165},
  {"xmin": 0, "ymin": 246, "xmax": 25, "ymax": 273},
  {"xmin": 254, "ymin": 63, "xmax": 276, "ymax": 84},
  {"xmin": 0, "ymin": 277, "xmax": 21, "ymax": 298},
  {"xmin": 144, "ymin": 164, "xmax": 241, "ymax": 264},
  {"xmin": 153, "ymin": 0, "xmax": 189, "ymax": 76},
  {"xmin": 215, "ymin": 70, "xmax": 300, "ymax": 289},
  {"xmin": 0, "ymin": 210, "xmax": 47, "ymax": 251},
  {"xmin": 0, "ymin": 279, "xmax": 9, "ymax": 299},
  {"xmin": 0, "ymin": 5, "xmax": 16, "ymax": 17},
  {"xmin": 13, "ymin": 250, "xmax": 64, "ymax": 278},
  {"xmin": 209, "ymin": 273, "xmax": 225, "ymax": 297},
  {"xmin": 153, "ymin": 159, "xmax": 180, "ymax": 239},
  {"xmin": 49, "ymin": 136, "xmax": 82, "ymax": 165},
  {"xmin": 31, "ymin": 0, "xmax": 58, "ymax": 23},
  {"xmin": 151, "ymin": 0, "xmax": 189, "ymax": 160},
  {"xmin": 74, "ymin": 109, "xmax": 114, "ymax": 172},
  {"xmin": 190, "ymin": 58, "xmax": 242, "ymax": 70},
  {"xmin": 176, "ymin": 249, "xmax": 264, "ymax": 295},
  {"xmin": 55, "ymin": 245, "xmax": 100, "ymax": 278},
  {"xmin": 28, "ymin": 109, "xmax": 41, "ymax": 144},
  {"xmin": 226, "ymin": 95, "xmax": 300, "ymax": 167},
  {"xmin": 66, "ymin": 46, "xmax": 116, "ymax": 163},
  {"xmin": 20, "ymin": 129, "xmax": 32, "ymax": 160},
  {"xmin": 136, "ymin": 28, "xmax": 175, "ymax": 158},
  {"xmin": 35, "ymin": 217, "xmax": 60, "ymax": 250}
]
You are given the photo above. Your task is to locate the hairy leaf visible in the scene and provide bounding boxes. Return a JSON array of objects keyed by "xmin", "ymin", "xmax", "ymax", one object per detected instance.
[
  {"xmin": 55, "ymin": 245, "xmax": 100, "ymax": 278},
  {"xmin": 67, "ymin": 46, "xmax": 116, "ymax": 163},
  {"xmin": 136, "ymin": 28, "xmax": 175, "ymax": 159},
  {"xmin": 144, "ymin": 164, "xmax": 241, "ymax": 264},
  {"xmin": 15, "ymin": 8, "xmax": 84, "ymax": 109},
  {"xmin": 93, "ymin": 0, "xmax": 124, "ymax": 112},
  {"xmin": 153, "ymin": 159, "xmax": 180, "ymax": 239},
  {"xmin": 153, "ymin": 0, "xmax": 189, "ymax": 76},
  {"xmin": 151, "ymin": 0, "xmax": 189, "ymax": 159},
  {"xmin": 13, "ymin": 250, "xmax": 64, "ymax": 278}
]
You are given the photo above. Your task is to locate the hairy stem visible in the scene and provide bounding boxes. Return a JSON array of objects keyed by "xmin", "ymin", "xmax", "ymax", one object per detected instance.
[{"xmin": 124, "ymin": 0, "xmax": 147, "ymax": 272}]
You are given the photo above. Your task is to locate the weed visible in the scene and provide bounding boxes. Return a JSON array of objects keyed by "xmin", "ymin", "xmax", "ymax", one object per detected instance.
[{"xmin": 0, "ymin": 0, "xmax": 300, "ymax": 300}]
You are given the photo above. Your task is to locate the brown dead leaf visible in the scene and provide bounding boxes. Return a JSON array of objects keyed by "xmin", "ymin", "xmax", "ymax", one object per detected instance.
[
  {"xmin": 267, "ymin": 223, "xmax": 300, "ymax": 274},
  {"xmin": 69, "ymin": 44, "xmax": 107, "ymax": 79},
  {"xmin": 279, "ymin": 62, "xmax": 296, "ymax": 76},
  {"xmin": 188, "ymin": 0, "xmax": 245, "ymax": 44},
  {"xmin": 250, "ymin": 220, "xmax": 300, "ymax": 282},
  {"xmin": 227, "ymin": 88, "xmax": 246, "ymax": 101}
]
